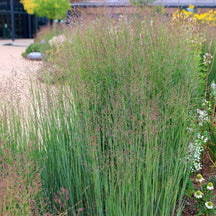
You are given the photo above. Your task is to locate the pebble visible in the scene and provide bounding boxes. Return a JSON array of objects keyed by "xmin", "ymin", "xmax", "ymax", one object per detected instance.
[{"xmin": 27, "ymin": 52, "xmax": 42, "ymax": 60}]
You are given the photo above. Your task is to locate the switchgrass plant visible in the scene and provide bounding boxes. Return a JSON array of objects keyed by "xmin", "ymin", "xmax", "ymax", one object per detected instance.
[
  {"xmin": 0, "ymin": 148, "xmax": 47, "ymax": 215},
  {"xmin": 1, "ymin": 13, "xmax": 203, "ymax": 215}
]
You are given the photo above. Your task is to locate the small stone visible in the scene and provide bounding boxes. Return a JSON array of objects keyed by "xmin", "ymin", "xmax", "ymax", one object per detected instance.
[{"xmin": 27, "ymin": 52, "xmax": 42, "ymax": 60}]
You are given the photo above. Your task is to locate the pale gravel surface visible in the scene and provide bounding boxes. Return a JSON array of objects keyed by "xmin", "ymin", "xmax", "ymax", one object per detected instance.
[{"xmin": 0, "ymin": 41, "xmax": 42, "ymax": 110}]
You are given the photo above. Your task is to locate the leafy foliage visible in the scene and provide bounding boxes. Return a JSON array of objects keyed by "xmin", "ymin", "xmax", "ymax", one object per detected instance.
[
  {"xmin": 21, "ymin": 0, "xmax": 71, "ymax": 19},
  {"xmin": 22, "ymin": 42, "xmax": 48, "ymax": 58},
  {"xmin": 22, "ymin": 26, "xmax": 60, "ymax": 58}
]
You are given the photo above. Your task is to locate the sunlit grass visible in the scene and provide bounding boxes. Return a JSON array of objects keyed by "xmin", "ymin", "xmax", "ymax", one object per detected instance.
[{"xmin": 0, "ymin": 12, "xmax": 203, "ymax": 215}]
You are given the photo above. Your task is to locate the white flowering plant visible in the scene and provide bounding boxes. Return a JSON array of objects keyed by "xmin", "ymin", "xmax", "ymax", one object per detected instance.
[
  {"xmin": 185, "ymin": 101, "xmax": 211, "ymax": 172},
  {"xmin": 184, "ymin": 47, "xmax": 216, "ymax": 173},
  {"xmin": 192, "ymin": 174, "xmax": 216, "ymax": 216}
]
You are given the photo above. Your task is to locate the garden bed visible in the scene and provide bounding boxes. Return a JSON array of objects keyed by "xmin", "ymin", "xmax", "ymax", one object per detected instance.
[{"xmin": 1, "ymin": 7, "xmax": 216, "ymax": 215}]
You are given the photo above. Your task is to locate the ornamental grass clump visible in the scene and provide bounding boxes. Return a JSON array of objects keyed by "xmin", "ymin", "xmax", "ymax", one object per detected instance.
[
  {"xmin": 0, "ymin": 12, "xmax": 205, "ymax": 215},
  {"xmin": 0, "ymin": 150, "xmax": 45, "ymax": 215}
]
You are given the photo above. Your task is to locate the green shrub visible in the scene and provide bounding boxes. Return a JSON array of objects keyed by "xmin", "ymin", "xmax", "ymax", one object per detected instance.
[
  {"xmin": 22, "ymin": 25, "xmax": 62, "ymax": 58},
  {"xmin": 22, "ymin": 42, "xmax": 49, "ymax": 58}
]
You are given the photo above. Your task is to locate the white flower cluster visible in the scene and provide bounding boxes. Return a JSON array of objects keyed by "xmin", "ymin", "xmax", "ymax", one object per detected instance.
[
  {"xmin": 211, "ymin": 81, "xmax": 216, "ymax": 100},
  {"xmin": 185, "ymin": 106, "xmax": 209, "ymax": 172},
  {"xmin": 187, "ymin": 137, "xmax": 204, "ymax": 172},
  {"xmin": 48, "ymin": 34, "xmax": 66, "ymax": 47},
  {"xmin": 202, "ymin": 99, "xmax": 211, "ymax": 107},
  {"xmin": 203, "ymin": 53, "xmax": 213, "ymax": 64},
  {"xmin": 197, "ymin": 108, "xmax": 209, "ymax": 126}
]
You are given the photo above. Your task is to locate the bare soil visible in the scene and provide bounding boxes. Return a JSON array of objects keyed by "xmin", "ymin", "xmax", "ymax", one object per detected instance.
[{"xmin": 0, "ymin": 42, "xmax": 42, "ymax": 110}]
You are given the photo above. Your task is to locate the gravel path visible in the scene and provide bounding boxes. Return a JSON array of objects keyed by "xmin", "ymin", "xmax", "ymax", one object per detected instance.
[{"xmin": 0, "ymin": 41, "xmax": 42, "ymax": 109}]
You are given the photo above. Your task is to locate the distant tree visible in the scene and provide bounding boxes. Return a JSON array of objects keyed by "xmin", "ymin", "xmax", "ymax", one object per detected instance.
[
  {"xmin": 21, "ymin": 0, "xmax": 71, "ymax": 20},
  {"xmin": 21, "ymin": 0, "xmax": 37, "ymax": 15}
]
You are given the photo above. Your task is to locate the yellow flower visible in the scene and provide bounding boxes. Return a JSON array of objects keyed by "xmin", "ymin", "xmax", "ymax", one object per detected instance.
[
  {"xmin": 188, "ymin": 4, "xmax": 195, "ymax": 9},
  {"xmin": 172, "ymin": 6, "xmax": 216, "ymax": 26},
  {"xmin": 54, "ymin": 3, "xmax": 60, "ymax": 8}
]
